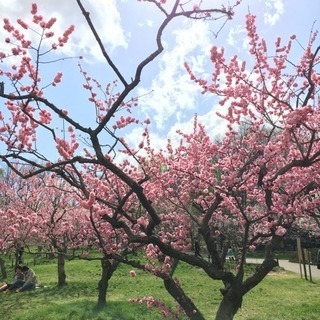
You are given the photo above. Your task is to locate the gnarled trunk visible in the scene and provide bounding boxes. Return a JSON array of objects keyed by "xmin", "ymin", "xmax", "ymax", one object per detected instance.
[
  {"xmin": 97, "ymin": 258, "xmax": 119, "ymax": 308},
  {"xmin": 163, "ymin": 276, "xmax": 205, "ymax": 320},
  {"xmin": 215, "ymin": 286, "xmax": 243, "ymax": 320},
  {"xmin": 215, "ymin": 255, "xmax": 279, "ymax": 320}
]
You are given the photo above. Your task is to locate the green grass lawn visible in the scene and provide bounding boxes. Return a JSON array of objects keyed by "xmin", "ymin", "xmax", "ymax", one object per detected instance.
[{"xmin": 1, "ymin": 254, "xmax": 320, "ymax": 319}]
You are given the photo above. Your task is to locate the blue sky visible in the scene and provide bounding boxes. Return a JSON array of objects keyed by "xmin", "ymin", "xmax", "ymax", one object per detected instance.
[{"xmin": 0, "ymin": 0, "xmax": 319, "ymax": 160}]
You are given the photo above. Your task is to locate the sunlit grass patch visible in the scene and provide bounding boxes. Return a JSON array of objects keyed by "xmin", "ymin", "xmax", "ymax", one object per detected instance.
[{"xmin": 1, "ymin": 254, "xmax": 320, "ymax": 319}]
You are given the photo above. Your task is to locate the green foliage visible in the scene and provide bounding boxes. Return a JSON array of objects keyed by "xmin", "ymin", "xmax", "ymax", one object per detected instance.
[{"xmin": 1, "ymin": 252, "xmax": 320, "ymax": 319}]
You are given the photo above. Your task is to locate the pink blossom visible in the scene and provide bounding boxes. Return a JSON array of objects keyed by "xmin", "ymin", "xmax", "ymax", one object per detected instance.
[
  {"xmin": 52, "ymin": 72, "xmax": 63, "ymax": 86},
  {"xmin": 275, "ymin": 226, "xmax": 287, "ymax": 237},
  {"xmin": 64, "ymin": 25, "xmax": 75, "ymax": 37},
  {"xmin": 3, "ymin": 18, "xmax": 14, "ymax": 32},
  {"xmin": 130, "ymin": 270, "xmax": 136, "ymax": 277},
  {"xmin": 21, "ymin": 40, "xmax": 31, "ymax": 48},
  {"xmin": 45, "ymin": 17, "xmax": 56, "ymax": 29},
  {"xmin": 45, "ymin": 32, "xmax": 54, "ymax": 38},
  {"xmin": 17, "ymin": 19, "xmax": 28, "ymax": 29},
  {"xmin": 33, "ymin": 14, "xmax": 43, "ymax": 24},
  {"xmin": 31, "ymin": 3, "xmax": 37, "ymax": 15},
  {"xmin": 39, "ymin": 109, "xmax": 52, "ymax": 124},
  {"xmin": 11, "ymin": 47, "xmax": 20, "ymax": 55}
]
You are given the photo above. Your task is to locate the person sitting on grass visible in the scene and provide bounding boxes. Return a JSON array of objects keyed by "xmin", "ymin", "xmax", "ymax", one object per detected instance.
[
  {"xmin": 16, "ymin": 266, "xmax": 37, "ymax": 292},
  {"xmin": 0, "ymin": 265, "xmax": 24, "ymax": 292},
  {"xmin": 5, "ymin": 266, "xmax": 37, "ymax": 293}
]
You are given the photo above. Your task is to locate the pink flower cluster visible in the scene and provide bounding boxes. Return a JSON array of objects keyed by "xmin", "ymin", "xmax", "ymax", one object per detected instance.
[
  {"xmin": 55, "ymin": 136, "xmax": 79, "ymax": 159},
  {"xmin": 130, "ymin": 270, "xmax": 136, "ymax": 277},
  {"xmin": 113, "ymin": 116, "xmax": 139, "ymax": 130},
  {"xmin": 129, "ymin": 296, "xmax": 183, "ymax": 319},
  {"xmin": 52, "ymin": 72, "xmax": 63, "ymax": 86},
  {"xmin": 55, "ymin": 25, "xmax": 75, "ymax": 48}
]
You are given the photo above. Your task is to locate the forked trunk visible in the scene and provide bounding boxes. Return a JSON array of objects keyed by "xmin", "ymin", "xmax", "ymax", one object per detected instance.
[
  {"xmin": 215, "ymin": 287, "xmax": 243, "ymax": 320},
  {"xmin": 214, "ymin": 255, "xmax": 278, "ymax": 320},
  {"xmin": 97, "ymin": 258, "xmax": 119, "ymax": 308}
]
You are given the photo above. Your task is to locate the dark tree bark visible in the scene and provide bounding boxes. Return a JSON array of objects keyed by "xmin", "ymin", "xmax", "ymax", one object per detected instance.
[
  {"xmin": 0, "ymin": 257, "xmax": 7, "ymax": 279},
  {"xmin": 215, "ymin": 256, "xmax": 279, "ymax": 320},
  {"xmin": 215, "ymin": 285, "xmax": 243, "ymax": 320},
  {"xmin": 97, "ymin": 258, "xmax": 119, "ymax": 308},
  {"xmin": 163, "ymin": 276, "xmax": 205, "ymax": 320},
  {"xmin": 57, "ymin": 250, "xmax": 67, "ymax": 287}
]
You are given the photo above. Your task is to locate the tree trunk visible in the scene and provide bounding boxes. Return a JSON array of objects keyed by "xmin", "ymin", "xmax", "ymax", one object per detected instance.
[
  {"xmin": 97, "ymin": 258, "xmax": 119, "ymax": 309},
  {"xmin": 57, "ymin": 251, "xmax": 67, "ymax": 286},
  {"xmin": 215, "ymin": 255, "xmax": 278, "ymax": 320},
  {"xmin": 0, "ymin": 257, "xmax": 7, "ymax": 279},
  {"xmin": 163, "ymin": 276, "xmax": 205, "ymax": 320},
  {"xmin": 215, "ymin": 287, "xmax": 243, "ymax": 320}
]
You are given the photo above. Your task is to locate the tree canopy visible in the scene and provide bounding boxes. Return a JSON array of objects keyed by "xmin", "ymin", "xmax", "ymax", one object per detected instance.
[{"xmin": 0, "ymin": 2, "xmax": 319, "ymax": 320}]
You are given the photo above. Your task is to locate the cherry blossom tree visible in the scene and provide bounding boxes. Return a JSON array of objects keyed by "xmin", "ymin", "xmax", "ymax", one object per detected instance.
[
  {"xmin": 180, "ymin": 13, "xmax": 320, "ymax": 318},
  {"xmin": 1, "ymin": 1, "xmax": 319, "ymax": 320},
  {"xmin": 29, "ymin": 176, "xmax": 89, "ymax": 287},
  {"xmin": 0, "ymin": 167, "xmax": 89, "ymax": 284},
  {"xmin": 0, "ymin": 167, "xmax": 122, "ymax": 305},
  {"xmin": 0, "ymin": 1, "xmax": 237, "ymax": 317},
  {"xmin": 0, "ymin": 167, "xmax": 120, "ymax": 306},
  {"xmin": 0, "ymin": 166, "xmax": 40, "ymax": 259},
  {"xmin": 71, "ymin": 161, "xmax": 198, "ymax": 312}
]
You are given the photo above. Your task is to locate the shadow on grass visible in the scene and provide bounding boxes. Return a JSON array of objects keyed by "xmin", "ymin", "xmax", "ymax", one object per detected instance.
[
  {"xmin": 1, "ymin": 285, "xmax": 164, "ymax": 320},
  {"xmin": 13, "ymin": 299, "xmax": 163, "ymax": 320}
]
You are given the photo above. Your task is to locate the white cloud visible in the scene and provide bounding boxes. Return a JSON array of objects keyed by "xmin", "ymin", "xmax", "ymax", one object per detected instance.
[
  {"xmin": 137, "ymin": 20, "xmax": 212, "ymax": 129},
  {"xmin": 138, "ymin": 19, "xmax": 154, "ymax": 28},
  {"xmin": 167, "ymin": 104, "xmax": 229, "ymax": 144},
  {"xmin": 139, "ymin": 105, "xmax": 228, "ymax": 156},
  {"xmin": 197, "ymin": 108, "xmax": 229, "ymax": 141},
  {"xmin": 138, "ymin": 73, "xmax": 201, "ymax": 130},
  {"xmin": 227, "ymin": 25, "xmax": 247, "ymax": 50},
  {"xmin": 262, "ymin": 0, "xmax": 285, "ymax": 26},
  {"xmin": 0, "ymin": 0, "xmax": 128, "ymax": 62}
]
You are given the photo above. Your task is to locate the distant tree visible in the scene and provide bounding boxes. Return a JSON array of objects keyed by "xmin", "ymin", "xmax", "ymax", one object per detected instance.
[
  {"xmin": 0, "ymin": 168, "xmax": 87, "ymax": 284},
  {"xmin": 0, "ymin": 166, "xmax": 40, "ymax": 260}
]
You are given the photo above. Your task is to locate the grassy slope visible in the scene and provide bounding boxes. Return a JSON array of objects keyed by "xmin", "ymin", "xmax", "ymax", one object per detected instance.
[{"xmin": 1, "ymin": 255, "xmax": 320, "ymax": 320}]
